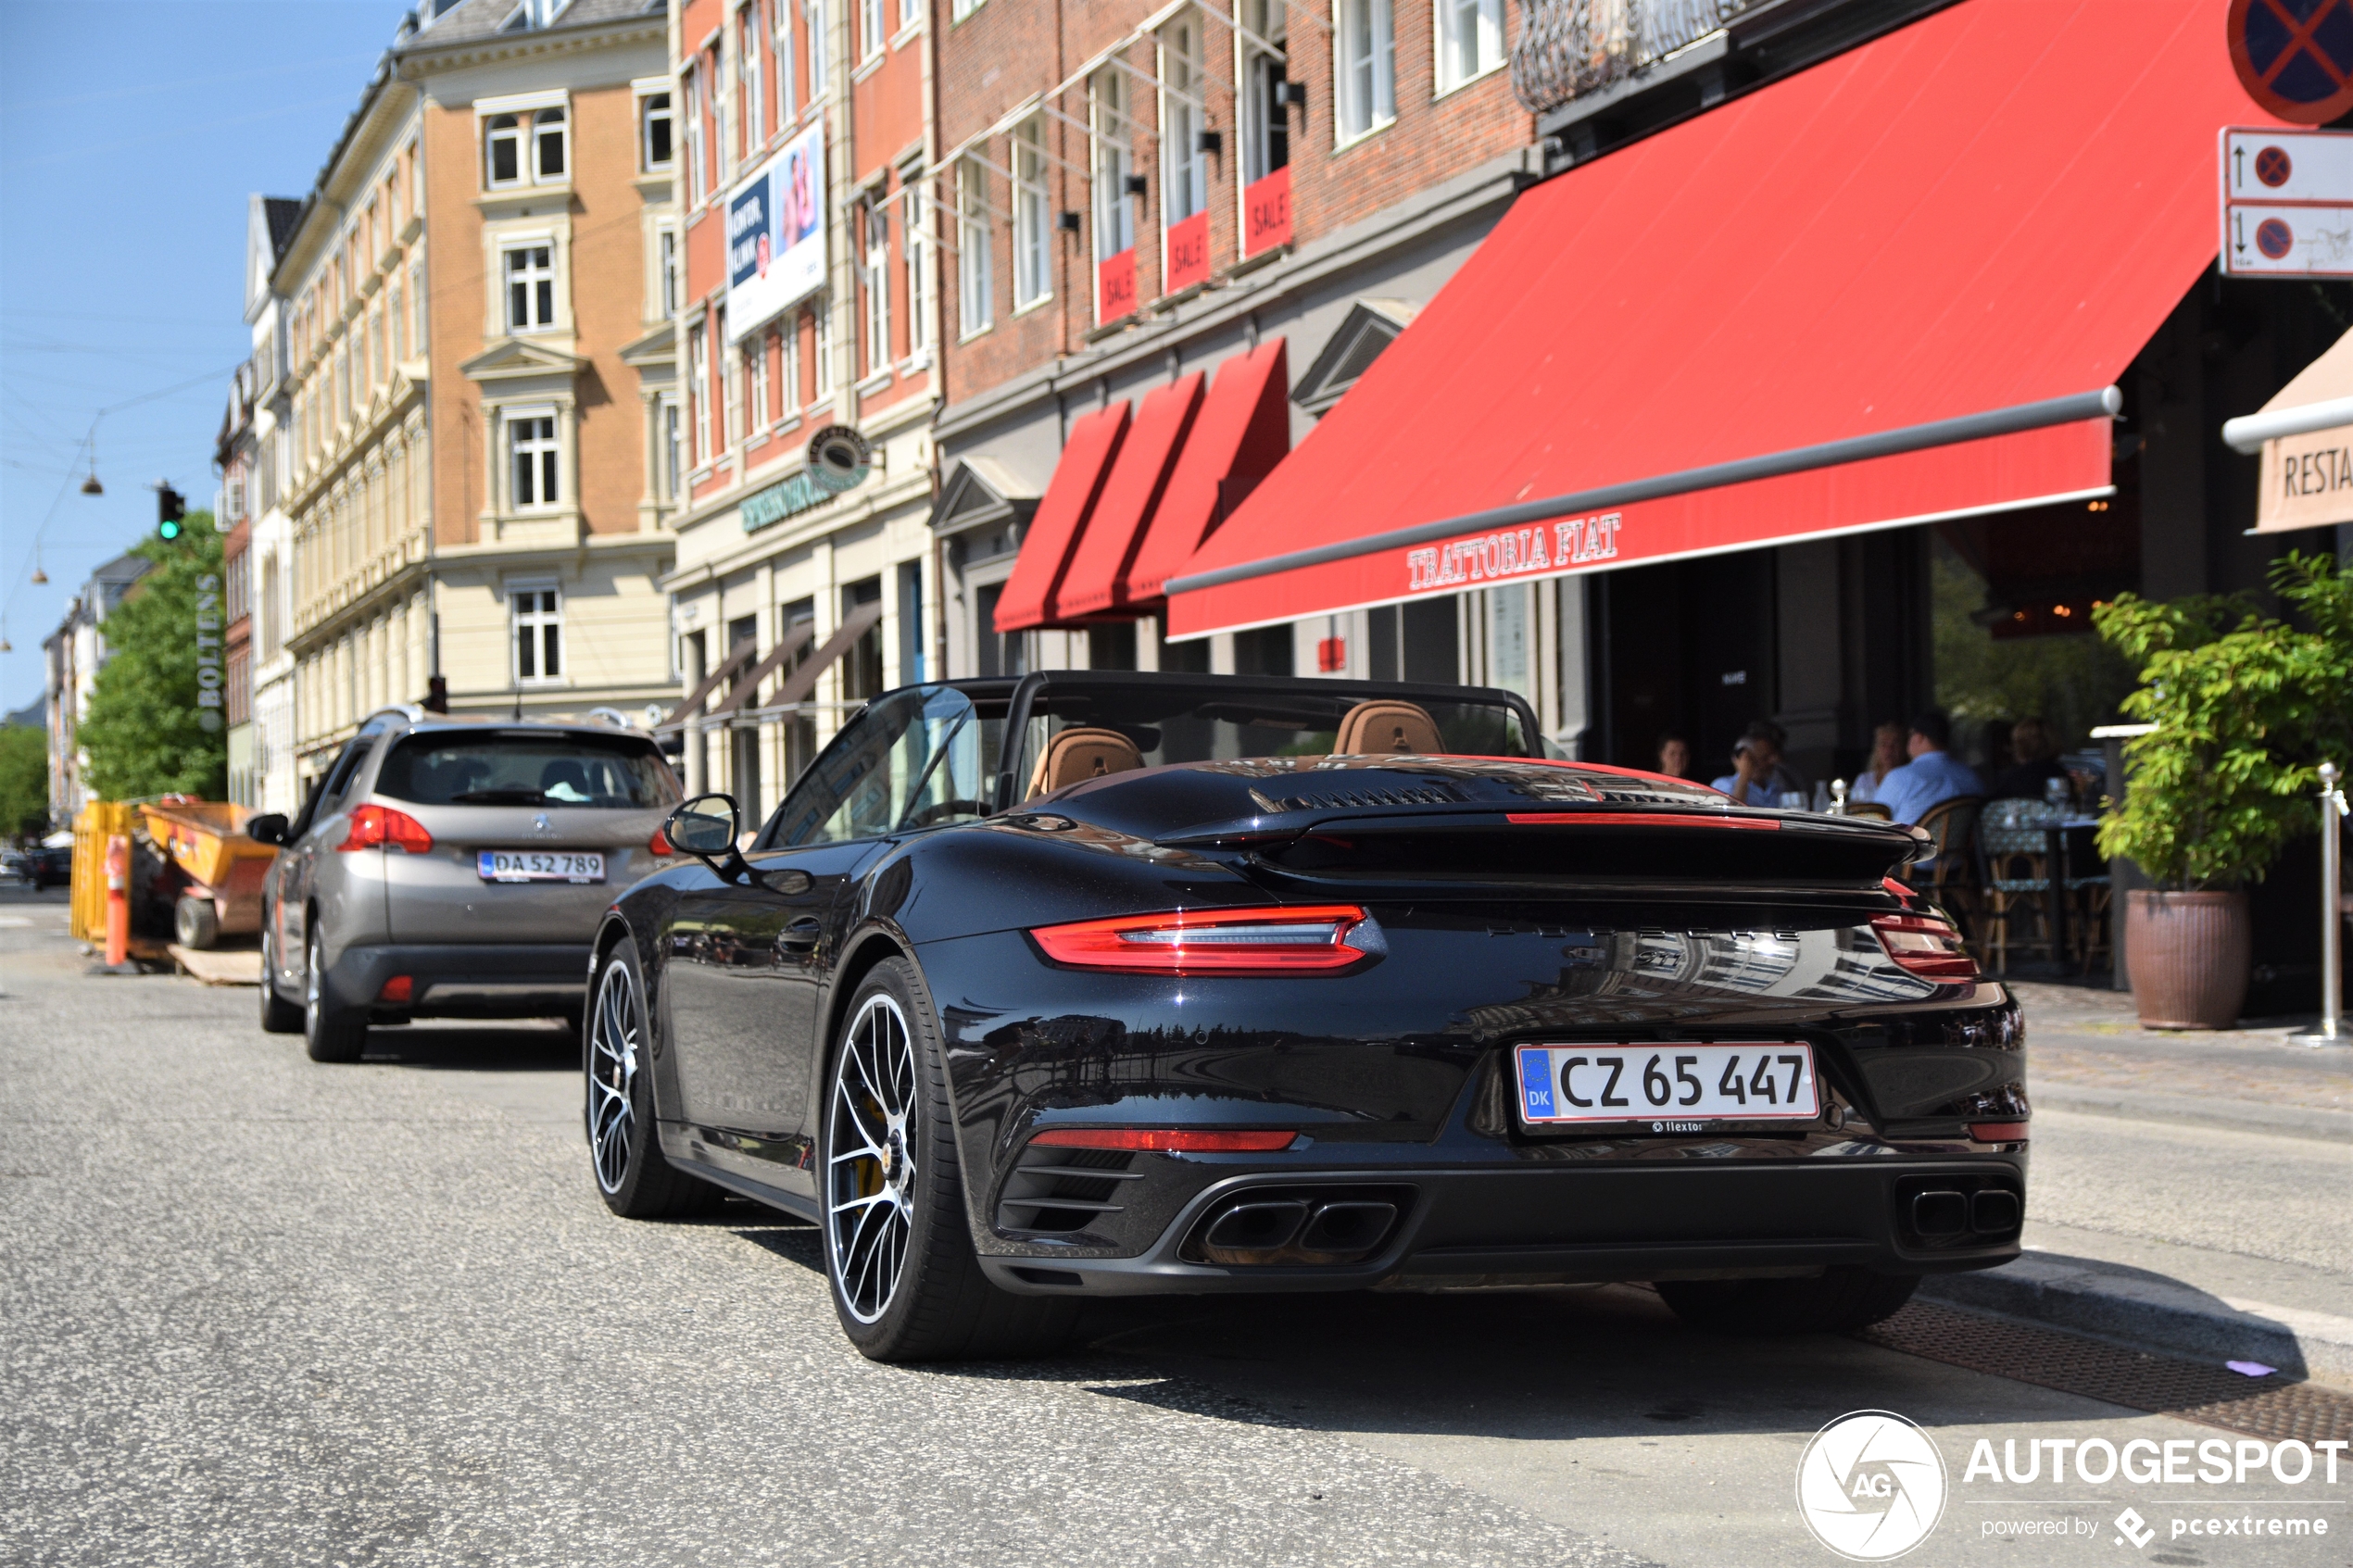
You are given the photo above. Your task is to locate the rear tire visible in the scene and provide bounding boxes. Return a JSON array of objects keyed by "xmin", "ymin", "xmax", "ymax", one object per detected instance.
[
  {"xmin": 174, "ymin": 896, "xmax": 220, "ymax": 950},
  {"xmin": 585, "ymin": 939, "xmax": 726, "ymax": 1218},
  {"xmin": 258, "ymin": 931, "xmax": 303, "ymax": 1034},
  {"xmin": 302, "ymin": 927, "xmax": 368, "ymax": 1063},
  {"xmin": 1655, "ymin": 1268, "xmax": 1919, "ymax": 1335},
  {"xmin": 820, "ymin": 958, "xmax": 1076, "ymax": 1362}
]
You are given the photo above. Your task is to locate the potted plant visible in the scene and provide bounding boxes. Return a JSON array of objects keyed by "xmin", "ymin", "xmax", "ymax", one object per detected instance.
[{"xmin": 2093, "ymin": 553, "xmax": 2351, "ymax": 1028}]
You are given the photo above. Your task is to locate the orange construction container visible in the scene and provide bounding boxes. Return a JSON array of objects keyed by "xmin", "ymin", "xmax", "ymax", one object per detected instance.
[{"xmin": 138, "ymin": 798, "xmax": 277, "ymax": 948}]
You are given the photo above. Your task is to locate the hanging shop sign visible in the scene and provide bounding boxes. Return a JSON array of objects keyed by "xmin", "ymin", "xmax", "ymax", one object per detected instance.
[
  {"xmin": 741, "ymin": 425, "xmax": 875, "ymax": 533},
  {"xmin": 2220, "ymin": 127, "xmax": 2353, "ymax": 277},
  {"xmin": 195, "ymin": 572, "xmax": 224, "ymax": 733},
  {"xmin": 726, "ymin": 120, "xmax": 827, "ymax": 345}
]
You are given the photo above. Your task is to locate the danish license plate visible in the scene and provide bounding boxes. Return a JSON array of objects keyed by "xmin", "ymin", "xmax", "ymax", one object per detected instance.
[
  {"xmin": 1515, "ymin": 1043, "xmax": 1818, "ymax": 1129},
  {"xmin": 477, "ymin": 850, "xmax": 605, "ymax": 884}
]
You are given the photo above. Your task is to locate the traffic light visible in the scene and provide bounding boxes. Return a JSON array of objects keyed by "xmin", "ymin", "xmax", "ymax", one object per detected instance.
[{"xmin": 157, "ymin": 483, "xmax": 185, "ymax": 541}]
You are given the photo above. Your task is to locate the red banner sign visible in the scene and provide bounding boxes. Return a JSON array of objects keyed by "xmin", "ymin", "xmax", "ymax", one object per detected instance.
[
  {"xmin": 1098, "ymin": 248, "xmax": 1138, "ymax": 321},
  {"xmin": 1164, "ymin": 211, "xmax": 1211, "ymax": 294},
  {"xmin": 1243, "ymin": 167, "xmax": 1292, "ymax": 257}
]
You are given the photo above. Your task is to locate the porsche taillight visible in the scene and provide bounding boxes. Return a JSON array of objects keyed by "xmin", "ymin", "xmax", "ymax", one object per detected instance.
[
  {"xmin": 339, "ymin": 804, "xmax": 434, "ymax": 855},
  {"xmin": 1871, "ymin": 912, "xmax": 1978, "ymax": 980},
  {"xmin": 1029, "ymin": 905, "xmax": 1375, "ymax": 974}
]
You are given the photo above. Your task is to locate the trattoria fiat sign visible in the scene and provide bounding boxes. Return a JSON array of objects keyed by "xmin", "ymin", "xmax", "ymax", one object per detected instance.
[{"xmin": 1405, "ymin": 512, "xmax": 1620, "ymax": 592}]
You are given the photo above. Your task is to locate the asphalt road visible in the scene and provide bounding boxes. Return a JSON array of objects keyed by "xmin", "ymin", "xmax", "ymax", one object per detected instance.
[{"xmin": 4, "ymin": 886, "xmax": 2347, "ymax": 1568}]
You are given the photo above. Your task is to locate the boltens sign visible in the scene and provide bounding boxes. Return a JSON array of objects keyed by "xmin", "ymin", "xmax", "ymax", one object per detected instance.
[
  {"xmin": 726, "ymin": 121, "xmax": 827, "ymax": 344},
  {"xmin": 195, "ymin": 572, "xmax": 224, "ymax": 734}
]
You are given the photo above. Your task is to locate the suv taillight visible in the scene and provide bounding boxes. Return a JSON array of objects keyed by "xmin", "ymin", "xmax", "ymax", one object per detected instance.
[
  {"xmin": 339, "ymin": 804, "xmax": 434, "ymax": 855},
  {"xmin": 648, "ymin": 827, "xmax": 674, "ymax": 858},
  {"xmin": 1870, "ymin": 912, "xmax": 1978, "ymax": 980}
]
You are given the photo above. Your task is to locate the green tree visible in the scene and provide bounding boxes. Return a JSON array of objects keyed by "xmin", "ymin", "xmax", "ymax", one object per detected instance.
[
  {"xmin": 0, "ymin": 724, "xmax": 48, "ymax": 839},
  {"xmin": 77, "ymin": 520, "xmax": 228, "ymax": 801},
  {"xmin": 2093, "ymin": 552, "xmax": 2353, "ymax": 890}
]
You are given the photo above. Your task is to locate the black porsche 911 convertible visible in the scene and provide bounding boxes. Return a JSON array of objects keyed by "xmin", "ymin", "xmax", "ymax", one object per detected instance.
[{"xmin": 585, "ymin": 671, "xmax": 2026, "ymax": 1361}]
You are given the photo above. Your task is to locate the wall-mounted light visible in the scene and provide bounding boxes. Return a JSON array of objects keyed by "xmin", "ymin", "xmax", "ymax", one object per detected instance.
[
  {"xmin": 1054, "ymin": 210, "xmax": 1082, "ymax": 232},
  {"xmin": 1194, "ymin": 130, "xmax": 1222, "ymax": 156},
  {"xmin": 1124, "ymin": 174, "xmax": 1149, "ymax": 196},
  {"xmin": 1274, "ymin": 82, "xmax": 1309, "ymax": 109}
]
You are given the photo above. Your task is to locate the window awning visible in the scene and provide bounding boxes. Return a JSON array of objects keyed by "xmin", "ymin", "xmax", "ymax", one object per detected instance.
[
  {"xmin": 2221, "ymin": 327, "xmax": 2353, "ymax": 533},
  {"xmin": 1123, "ymin": 339, "xmax": 1291, "ymax": 608},
  {"xmin": 1165, "ymin": 0, "xmax": 2284, "ymax": 640},
  {"xmin": 992, "ymin": 404, "xmax": 1129, "ymax": 633},
  {"xmin": 1052, "ymin": 372, "xmax": 1205, "ymax": 621}
]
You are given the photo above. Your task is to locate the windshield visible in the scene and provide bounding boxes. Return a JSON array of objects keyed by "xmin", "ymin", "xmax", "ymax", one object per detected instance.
[
  {"xmin": 375, "ymin": 733, "xmax": 681, "ymax": 809},
  {"xmin": 769, "ymin": 685, "xmax": 1004, "ymax": 847}
]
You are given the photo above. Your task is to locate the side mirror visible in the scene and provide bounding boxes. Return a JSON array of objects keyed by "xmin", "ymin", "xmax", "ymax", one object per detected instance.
[
  {"xmin": 245, "ymin": 813, "xmax": 290, "ymax": 847},
  {"xmin": 664, "ymin": 794, "xmax": 740, "ymax": 856}
]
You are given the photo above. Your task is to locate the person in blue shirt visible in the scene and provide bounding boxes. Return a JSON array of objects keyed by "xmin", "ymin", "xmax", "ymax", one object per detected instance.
[
  {"xmin": 1710, "ymin": 721, "xmax": 1809, "ymax": 806},
  {"xmin": 1876, "ymin": 710, "xmax": 1984, "ymax": 825}
]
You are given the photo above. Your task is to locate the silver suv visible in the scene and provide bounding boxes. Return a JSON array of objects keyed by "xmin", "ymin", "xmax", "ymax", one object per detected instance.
[{"xmin": 248, "ymin": 708, "xmax": 685, "ymax": 1061}]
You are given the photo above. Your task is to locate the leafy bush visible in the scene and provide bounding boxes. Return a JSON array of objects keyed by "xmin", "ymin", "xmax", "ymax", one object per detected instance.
[
  {"xmin": 0, "ymin": 724, "xmax": 47, "ymax": 839},
  {"xmin": 77, "ymin": 522, "xmax": 227, "ymax": 802},
  {"xmin": 2093, "ymin": 552, "xmax": 2353, "ymax": 889}
]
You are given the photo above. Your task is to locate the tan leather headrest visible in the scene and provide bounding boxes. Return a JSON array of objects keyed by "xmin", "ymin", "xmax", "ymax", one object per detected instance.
[
  {"xmin": 1333, "ymin": 700, "xmax": 1444, "ymax": 756},
  {"xmin": 1026, "ymin": 726, "xmax": 1144, "ymax": 799}
]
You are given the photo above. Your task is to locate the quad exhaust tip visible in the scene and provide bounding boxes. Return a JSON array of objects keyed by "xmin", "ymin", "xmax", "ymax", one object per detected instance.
[
  {"xmin": 1192, "ymin": 1192, "xmax": 1404, "ymax": 1265},
  {"xmin": 1911, "ymin": 1187, "xmax": 2021, "ymax": 1240}
]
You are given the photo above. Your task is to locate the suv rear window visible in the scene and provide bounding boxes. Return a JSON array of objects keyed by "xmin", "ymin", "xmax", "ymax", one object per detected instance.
[{"xmin": 374, "ymin": 733, "xmax": 680, "ymax": 809}]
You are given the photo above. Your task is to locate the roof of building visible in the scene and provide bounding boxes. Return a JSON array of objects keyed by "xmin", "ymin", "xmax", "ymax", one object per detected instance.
[
  {"xmin": 262, "ymin": 197, "xmax": 304, "ymax": 263},
  {"xmin": 413, "ymin": 0, "xmax": 662, "ymax": 47}
]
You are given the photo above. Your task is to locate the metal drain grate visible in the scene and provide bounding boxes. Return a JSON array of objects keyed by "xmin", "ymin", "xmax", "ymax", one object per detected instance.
[{"xmin": 1860, "ymin": 1301, "xmax": 2353, "ymax": 1445}]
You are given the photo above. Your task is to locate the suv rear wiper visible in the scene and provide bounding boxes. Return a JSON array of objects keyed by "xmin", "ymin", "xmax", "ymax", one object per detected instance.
[{"xmin": 449, "ymin": 788, "xmax": 548, "ymax": 805}]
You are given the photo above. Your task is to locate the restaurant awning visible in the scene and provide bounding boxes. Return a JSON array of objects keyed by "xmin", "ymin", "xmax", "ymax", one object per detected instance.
[
  {"xmin": 1165, "ymin": 0, "xmax": 2283, "ymax": 639},
  {"xmin": 991, "ymin": 404, "xmax": 1129, "ymax": 633},
  {"xmin": 2222, "ymin": 327, "xmax": 2353, "ymax": 533},
  {"xmin": 1124, "ymin": 339, "xmax": 1290, "ymax": 608},
  {"xmin": 1051, "ymin": 373, "xmax": 1205, "ymax": 621}
]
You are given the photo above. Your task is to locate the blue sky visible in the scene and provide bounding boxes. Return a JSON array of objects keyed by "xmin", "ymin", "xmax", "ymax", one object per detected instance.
[{"xmin": 0, "ymin": 0, "xmax": 409, "ymax": 716}]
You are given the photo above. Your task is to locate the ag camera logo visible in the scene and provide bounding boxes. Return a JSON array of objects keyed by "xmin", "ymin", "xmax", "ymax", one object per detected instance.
[{"xmin": 1797, "ymin": 1411, "xmax": 1949, "ymax": 1561}]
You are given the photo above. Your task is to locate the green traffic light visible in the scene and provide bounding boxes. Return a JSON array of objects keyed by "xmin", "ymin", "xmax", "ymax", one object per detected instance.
[{"xmin": 157, "ymin": 520, "xmax": 181, "ymax": 541}]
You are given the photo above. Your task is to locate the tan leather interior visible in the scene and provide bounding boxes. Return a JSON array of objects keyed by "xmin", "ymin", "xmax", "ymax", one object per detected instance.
[
  {"xmin": 1333, "ymin": 699, "xmax": 1444, "ymax": 756},
  {"xmin": 1026, "ymin": 726, "xmax": 1145, "ymax": 799}
]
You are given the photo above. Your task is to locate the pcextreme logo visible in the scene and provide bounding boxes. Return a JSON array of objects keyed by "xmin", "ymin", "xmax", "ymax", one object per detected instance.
[{"xmin": 1796, "ymin": 1411, "xmax": 1949, "ymax": 1561}]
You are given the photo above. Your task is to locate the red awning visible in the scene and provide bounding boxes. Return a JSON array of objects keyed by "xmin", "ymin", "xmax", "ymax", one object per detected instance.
[
  {"xmin": 1124, "ymin": 339, "xmax": 1291, "ymax": 607},
  {"xmin": 1053, "ymin": 372, "xmax": 1204, "ymax": 621},
  {"xmin": 992, "ymin": 403, "xmax": 1130, "ymax": 634},
  {"xmin": 1166, "ymin": 0, "xmax": 2287, "ymax": 639}
]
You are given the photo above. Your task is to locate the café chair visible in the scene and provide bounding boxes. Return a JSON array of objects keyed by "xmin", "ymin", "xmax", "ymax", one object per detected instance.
[
  {"xmin": 1911, "ymin": 795, "xmax": 1985, "ymax": 934},
  {"xmin": 1975, "ymin": 799, "xmax": 2062, "ymax": 972}
]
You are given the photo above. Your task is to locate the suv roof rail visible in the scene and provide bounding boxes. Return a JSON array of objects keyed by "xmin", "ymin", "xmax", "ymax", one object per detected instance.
[
  {"xmin": 585, "ymin": 705, "xmax": 637, "ymax": 730},
  {"xmin": 368, "ymin": 704, "xmax": 427, "ymax": 724}
]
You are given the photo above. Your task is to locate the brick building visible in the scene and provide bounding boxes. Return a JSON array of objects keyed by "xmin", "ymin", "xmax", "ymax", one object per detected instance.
[
  {"xmin": 659, "ymin": 0, "xmax": 940, "ymax": 820},
  {"xmin": 925, "ymin": 0, "xmax": 1579, "ymax": 740},
  {"xmin": 266, "ymin": 0, "xmax": 679, "ymax": 797}
]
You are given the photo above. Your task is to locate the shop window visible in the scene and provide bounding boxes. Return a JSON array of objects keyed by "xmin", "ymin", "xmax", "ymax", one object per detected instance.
[
  {"xmin": 1088, "ymin": 622, "xmax": 1138, "ymax": 671},
  {"xmin": 1335, "ymin": 0, "xmax": 1395, "ymax": 142},
  {"xmin": 641, "ymin": 92, "xmax": 673, "ymax": 170},
  {"xmin": 511, "ymin": 587, "xmax": 563, "ymax": 683},
  {"xmin": 504, "ymin": 245, "xmax": 555, "ymax": 332},
  {"xmin": 1013, "ymin": 120, "xmax": 1051, "ymax": 308},
  {"xmin": 509, "ymin": 413, "xmax": 560, "ymax": 508},
  {"xmin": 1235, "ymin": 624, "xmax": 1295, "ymax": 677},
  {"xmin": 898, "ymin": 561, "xmax": 925, "ymax": 684},
  {"xmin": 1162, "ymin": 24, "xmax": 1207, "ymax": 221},
  {"xmin": 975, "ymin": 583, "xmax": 1027, "ymax": 677},
  {"xmin": 958, "ymin": 160, "xmax": 994, "ymax": 332},
  {"xmin": 1436, "ymin": 0, "xmax": 1504, "ymax": 93},
  {"xmin": 842, "ymin": 578, "xmax": 885, "ymax": 700}
]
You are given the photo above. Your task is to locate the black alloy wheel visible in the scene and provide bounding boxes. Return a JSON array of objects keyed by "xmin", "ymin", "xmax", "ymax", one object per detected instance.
[
  {"xmin": 819, "ymin": 957, "xmax": 1075, "ymax": 1362},
  {"xmin": 302, "ymin": 927, "xmax": 368, "ymax": 1063},
  {"xmin": 258, "ymin": 929, "xmax": 303, "ymax": 1034},
  {"xmin": 585, "ymin": 939, "xmax": 724, "ymax": 1218}
]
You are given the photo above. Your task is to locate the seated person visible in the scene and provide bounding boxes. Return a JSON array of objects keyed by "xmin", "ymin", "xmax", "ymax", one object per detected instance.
[
  {"xmin": 1655, "ymin": 733, "xmax": 1692, "ymax": 780},
  {"xmin": 1710, "ymin": 721, "xmax": 1807, "ymax": 806},
  {"xmin": 1846, "ymin": 721, "xmax": 1906, "ymax": 805},
  {"xmin": 1984, "ymin": 715, "xmax": 2070, "ymax": 804},
  {"xmin": 1875, "ymin": 710, "xmax": 1984, "ymax": 825}
]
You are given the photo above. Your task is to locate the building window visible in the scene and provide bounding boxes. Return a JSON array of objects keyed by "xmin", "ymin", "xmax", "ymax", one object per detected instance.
[
  {"xmin": 511, "ymin": 588, "xmax": 563, "ymax": 683},
  {"xmin": 807, "ymin": 0, "xmax": 829, "ymax": 95},
  {"xmin": 747, "ymin": 336, "xmax": 769, "ymax": 430},
  {"xmin": 408, "ymin": 260, "xmax": 425, "ymax": 353},
  {"xmin": 641, "ymin": 91, "xmax": 673, "ymax": 169},
  {"xmin": 486, "ymin": 114, "xmax": 523, "ymax": 186},
  {"xmin": 660, "ymin": 396, "xmax": 681, "ymax": 500},
  {"xmin": 1241, "ymin": 0, "xmax": 1290, "ymax": 184},
  {"xmin": 899, "ymin": 0, "xmax": 918, "ymax": 31},
  {"xmin": 951, "ymin": 0, "xmax": 981, "ymax": 20},
  {"xmin": 1437, "ymin": 0, "xmax": 1503, "ymax": 91},
  {"xmin": 1094, "ymin": 70, "xmax": 1136, "ymax": 256},
  {"xmin": 510, "ymin": 413, "xmax": 560, "ymax": 508},
  {"xmin": 1162, "ymin": 24, "xmax": 1206, "ymax": 221},
  {"xmin": 658, "ymin": 224, "xmax": 679, "ymax": 317},
  {"xmin": 504, "ymin": 245, "xmax": 555, "ymax": 332},
  {"xmin": 863, "ymin": 200, "xmax": 891, "ymax": 373},
  {"xmin": 367, "ymin": 306, "xmax": 384, "ymax": 392},
  {"xmin": 861, "ymin": 0, "xmax": 884, "ymax": 56},
  {"xmin": 387, "ymin": 279, "xmax": 404, "ymax": 360},
  {"xmin": 957, "ymin": 160, "xmax": 993, "ymax": 332},
  {"xmin": 534, "ymin": 107, "xmax": 567, "ymax": 180},
  {"xmin": 739, "ymin": 7, "xmax": 765, "ymax": 150},
  {"xmin": 1013, "ymin": 121, "xmax": 1050, "ymax": 308},
  {"xmin": 690, "ymin": 325, "xmax": 711, "ymax": 460},
  {"xmin": 813, "ymin": 298, "xmax": 835, "ymax": 397},
  {"xmin": 724, "ymin": 336, "xmax": 744, "ymax": 446},
  {"xmin": 901, "ymin": 192, "xmax": 928, "ymax": 355},
  {"xmin": 781, "ymin": 313, "xmax": 803, "ymax": 407},
  {"xmin": 775, "ymin": 4, "xmax": 799, "ymax": 122},
  {"xmin": 1335, "ymin": 0, "xmax": 1395, "ymax": 142},
  {"xmin": 685, "ymin": 69, "xmax": 708, "ymax": 202}
]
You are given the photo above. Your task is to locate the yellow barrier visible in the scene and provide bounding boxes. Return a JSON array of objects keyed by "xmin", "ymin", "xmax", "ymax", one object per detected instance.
[{"xmin": 69, "ymin": 801, "xmax": 138, "ymax": 944}]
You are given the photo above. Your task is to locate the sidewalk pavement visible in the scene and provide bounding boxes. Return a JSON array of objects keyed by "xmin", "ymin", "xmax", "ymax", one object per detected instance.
[{"xmin": 1918, "ymin": 978, "xmax": 2353, "ymax": 1386}]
